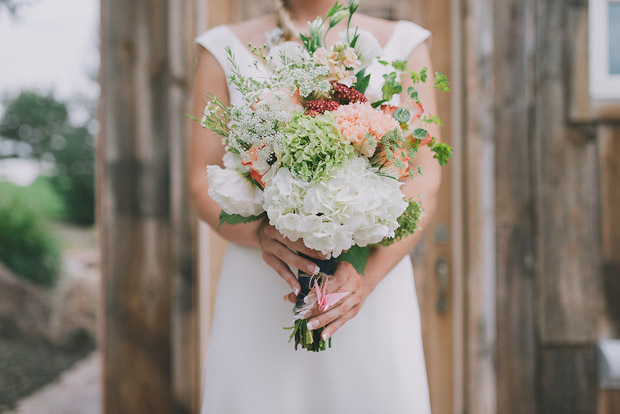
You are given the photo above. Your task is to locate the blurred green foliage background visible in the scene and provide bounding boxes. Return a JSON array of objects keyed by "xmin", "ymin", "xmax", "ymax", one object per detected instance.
[{"xmin": 0, "ymin": 90, "xmax": 96, "ymax": 286}]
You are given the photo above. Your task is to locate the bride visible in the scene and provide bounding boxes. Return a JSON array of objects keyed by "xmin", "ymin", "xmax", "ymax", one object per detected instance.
[{"xmin": 190, "ymin": 0, "xmax": 441, "ymax": 412}]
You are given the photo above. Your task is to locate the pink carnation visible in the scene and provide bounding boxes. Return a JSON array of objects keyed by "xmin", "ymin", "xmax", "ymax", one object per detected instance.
[{"xmin": 333, "ymin": 102, "xmax": 400, "ymax": 157}]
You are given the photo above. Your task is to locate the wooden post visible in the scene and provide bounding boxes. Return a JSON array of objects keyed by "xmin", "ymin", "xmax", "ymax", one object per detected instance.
[
  {"xmin": 599, "ymin": 127, "xmax": 620, "ymax": 336},
  {"xmin": 493, "ymin": 0, "xmax": 537, "ymax": 411},
  {"xmin": 99, "ymin": 1, "xmax": 200, "ymax": 412},
  {"xmin": 533, "ymin": 1, "xmax": 602, "ymax": 411},
  {"xmin": 169, "ymin": 1, "xmax": 201, "ymax": 412},
  {"xmin": 462, "ymin": 0, "xmax": 497, "ymax": 412}
]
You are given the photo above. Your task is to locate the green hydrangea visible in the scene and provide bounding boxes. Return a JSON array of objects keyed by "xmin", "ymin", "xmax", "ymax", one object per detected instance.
[
  {"xmin": 378, "ymin": 198, "xmax": 424, "ymax": 247},
  {"xmin": 281, "ymin": 112, "xmax": 353, "ymax": 182}
]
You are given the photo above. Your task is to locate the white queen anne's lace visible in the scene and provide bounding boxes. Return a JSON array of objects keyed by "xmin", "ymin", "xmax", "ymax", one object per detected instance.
[{"xmin": 263, "ymin": 157, "xmax": 408, "ymax": 257}]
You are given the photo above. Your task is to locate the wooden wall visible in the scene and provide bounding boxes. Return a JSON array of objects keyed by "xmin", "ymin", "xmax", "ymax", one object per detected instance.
[
  {"xmin": 99, "ymin": 0, "xmax": 620, "ymax": 413},
  {"xmin": 460, "ymin": 0, "xmax": 620, "ymax": 412}
]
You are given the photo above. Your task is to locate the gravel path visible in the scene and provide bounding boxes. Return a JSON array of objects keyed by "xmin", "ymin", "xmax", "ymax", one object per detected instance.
[{"xmin": 7, "ymin": 352, "xmax": 100, "ymax": 414}]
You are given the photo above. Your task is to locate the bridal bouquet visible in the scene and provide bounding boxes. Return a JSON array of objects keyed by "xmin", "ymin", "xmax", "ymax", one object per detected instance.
[{"xmin": 192, "ymin": 0, "xmax": 452, "ymax": 352}]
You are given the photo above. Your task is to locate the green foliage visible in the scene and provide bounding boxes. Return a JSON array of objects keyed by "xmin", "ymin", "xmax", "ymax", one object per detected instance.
[
  {"xmin": 391, "ymin": 60, "xmax": 408, "ymax": 71},
  {"xmin": 280, "ymin": 112, "xmax": 353, "ymax": 182},
  {"xmin": 0, "ymin": 90, "xmax": 70, "ymax": 160},
  {"xmin": 407, "ymin": 86, "xmax": 420, "ymax": 103},
  {"xmin": 378, "ymin": 199, "xmax": 424, "ymax": 247},
  {"xmin": 348, "ymin": 0, "xmax": 359, "ymax": 14},
  {"xmin": 0, "ymin": 177, "xmax": 65, "ymax": 220},
  {"xmin": 0, "ymin": 197, "xmax": 61, "ymax": 287},
  {"xmin": 381, "ymin": 72, "xmax": 402, "ymax": 102},
  {"xmin": 336, "ymin": 245, "xmax": 370, "ymax": 275},
  {"xmin": 392, "ymin": 107, "xmax": 411, "ymax": 123},
  {"xmin": 328, "ymin": 10, "xmax": 348, "ymax": 28},
  {"xmin": 47, "ymin": 123, "xmax": 95, "ymax": 225},
  {"xmin": 218, "ymin": 211, "xmax": 266, "ymax": 229},
  {"xmin": 433, "ymin": 71, "xmax": 451, "ymax": 92},
  {"xmin": 353, "ymin": 68, "xmax": 371, "ymax": 94},
  {"xmin": 224, "ymin": 47, "xmax": 266, "ymax": 95},
  {"xmin": 413, "ymin": 128, "xmax": 428, "ymax": 140},
  {"xmin": 0, "ymin": 91, "xmax": 96, "ymax": 225},
  {"xmin": 195, "ymin": 93, "xmax": 230, "ymax": 137},
  {"xmin": 349, "ymin": 30, "xmax": 360, "ymax": 48},
  {"xmin": 421, "ymin": 114, "xmax": 443, "ymax": 126},
  {"xmin": 407, "ymin": 67, "xmax": 428, "ymax": 83},
  {"xmin": 429, "ymin": 141, "xmax": 453, "ymax": 166}
]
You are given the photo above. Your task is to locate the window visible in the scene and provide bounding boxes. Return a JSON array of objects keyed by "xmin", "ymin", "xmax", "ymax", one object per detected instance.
[{"xmin": 590, "ymin": 0, "xmax": 620, "ymax": 100}]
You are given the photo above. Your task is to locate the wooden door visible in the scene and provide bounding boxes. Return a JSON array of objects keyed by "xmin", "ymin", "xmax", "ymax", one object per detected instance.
[{"xmin": 402, "ymin": 1, "xmax": 457, "ymax": 414}]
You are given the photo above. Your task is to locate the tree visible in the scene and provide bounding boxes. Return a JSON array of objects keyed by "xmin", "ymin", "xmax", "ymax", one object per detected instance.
[
  {"xmin": 0, "ymin": 90, "xmax": 70, "ymax": 160},
  {"xmin": 0, "ymin": 91, "xmax": 96, "ymax": 225},
  {"xmin": 48, "ymin": 124, "xmax": 95, "ymax": 225}
]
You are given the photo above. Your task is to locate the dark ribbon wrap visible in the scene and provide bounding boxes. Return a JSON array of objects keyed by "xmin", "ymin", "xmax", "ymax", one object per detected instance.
[{"xmin": 295, "ymin": 253, "xmax": 337, "ymax": 309}]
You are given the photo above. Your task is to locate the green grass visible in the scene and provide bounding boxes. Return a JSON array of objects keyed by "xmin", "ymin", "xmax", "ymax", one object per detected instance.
[
  {"xmin": 0, "ymin": 196, "xmax": 61, "ymax": 287},
  {"xmin": 0, "ymin": 176, "xmax": 66, "ymax": 220}
]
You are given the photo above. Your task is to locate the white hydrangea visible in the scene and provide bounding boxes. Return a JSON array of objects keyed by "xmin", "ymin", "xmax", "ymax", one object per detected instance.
[
  {"xmin": 263, "ymin": 157, "xmax": 408, "ymax": 257},
  {"xmin": 207, "ymin": 164, "xmax": 264, "ymax": 217}
]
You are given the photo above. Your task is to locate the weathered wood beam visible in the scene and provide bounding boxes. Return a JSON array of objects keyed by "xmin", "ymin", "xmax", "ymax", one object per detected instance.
[
  {"xmin": 462, "ymin": 0, "xmax": 497, "ymax": 411},
  {"xmin": 533, "ymin": 0, "xmax": 602, "ymax": 346},
  {"xmin": 100, "ymin": 0, "xmax": 200, "ymax": 412},
  {"xmin": 532, "ymin": 1, "xmax": 603, "ymax": 411},
  {"xmin": 540, "ymin": 345, "xmax": 598, "ymax": 413},
  {"xmin": 493, "ymin": 0, "xmax": 537, "ymax": 411},
  {"xmin": 99, "ymin": 1, "xmax": 173, "ymax": 412},
  {"xmin": 169, "ymin": 1, "xmax": 201, "ymax": 412}
]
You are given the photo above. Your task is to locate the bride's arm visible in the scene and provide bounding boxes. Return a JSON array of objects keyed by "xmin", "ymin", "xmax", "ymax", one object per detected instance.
[
  {"xmin": 190, "ymin": 48, "xmax": 325, "ymax": 293},
  {"xmin": 189, "ymin": 49, "xmax": 263, "ymax": 246},
  {"xmin": 302, "ymin": 41, "xmax": 442, "ymax": 339},
  {"xmin": 365, "ymin": 38, "xmax": 442, "ymax": 287}
]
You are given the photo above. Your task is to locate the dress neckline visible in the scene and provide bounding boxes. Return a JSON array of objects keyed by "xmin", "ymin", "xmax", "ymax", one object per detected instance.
[{"xmin": 221, "ymin": 20, "xmax": 405, "ymax": 69}]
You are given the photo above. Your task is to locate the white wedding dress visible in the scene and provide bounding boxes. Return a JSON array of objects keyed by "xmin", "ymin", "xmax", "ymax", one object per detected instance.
[{"xmin": 195, "ymin": 20, "xmax": 432, "ymax": 414}]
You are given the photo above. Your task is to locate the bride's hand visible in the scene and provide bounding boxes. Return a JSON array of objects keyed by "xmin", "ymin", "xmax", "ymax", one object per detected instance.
[
  {"xmin": 257, "ymin": 218, "xmax": 327, "ymax": 296},
  {"xmin": 302, "ymin": 261, "xmax": 373, "ymax": 341}
]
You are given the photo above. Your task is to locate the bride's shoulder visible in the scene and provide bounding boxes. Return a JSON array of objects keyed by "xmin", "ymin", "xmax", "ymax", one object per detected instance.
[
  {"xmin": 354, "ymin": 14, "xmax": 430, "ymax": 47},
  {"xmin": 226, "ymin": 15, "xmax": 276, "ymax": 47},
  {"xmin": 195, "ymin": 14, "xmax": 274, "ymax": 47},
  {"xmin": 353, "ymin": 14, "xmax": 398, "ymax": 42}
]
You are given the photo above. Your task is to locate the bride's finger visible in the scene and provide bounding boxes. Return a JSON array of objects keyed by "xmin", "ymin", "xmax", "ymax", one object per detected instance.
[
  {"xmin": 269, "ymin": 240, "xmax": 321, "ymax": 275},
  {"xmin": 306, "ymin": 275, "xmax": 358, "ymax": 320},
  {"xmin": 283, "ymin": 292, "xmax": 297, "ymax": 303},
  {"xmin": 277, "ymin": 235, "xmax": 328, "ymax": 261},
  {"xmin": 305, "ymin": 294, "xmax": 357, "ymax": 330},
  {"xmin": 261, "ymin": 252, "xmax": 301, "ymax": 295},
  {"xmin": 323, "ymin": 263, "xmax": 356, "ymax": 295},
  {"xmin": 320, "ymin": 304, "xmax": 361, "ymax": 341}
]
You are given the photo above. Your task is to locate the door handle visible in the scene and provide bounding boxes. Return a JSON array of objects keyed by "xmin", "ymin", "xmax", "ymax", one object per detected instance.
[{"xmin": 435, "ymin": 256, "xmax": 449, "ymax": 314}]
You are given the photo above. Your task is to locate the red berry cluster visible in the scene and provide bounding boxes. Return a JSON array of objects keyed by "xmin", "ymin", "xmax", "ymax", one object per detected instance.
[
  {"xmin": 304, "ymin": 99, "xmax": 340, "ymax": 117},
  {"xmin": 331, "ymin": 82, "xmax": 368, "ymax": 104}
]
